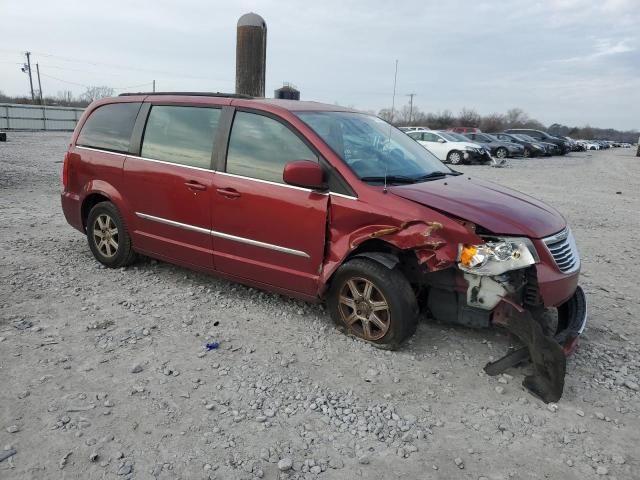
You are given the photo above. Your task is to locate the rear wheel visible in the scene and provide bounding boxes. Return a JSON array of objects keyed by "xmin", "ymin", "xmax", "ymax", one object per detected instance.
[
  {"xmin": 447, "ymin": 150, "xmax": 463, "ymax": 165},
  {"xmin": 87, "ymin": 201, "xmax": 136, "ymax": 268},
  {"xmin": 328, "ymin": 258, "xmax": 418, "ymax": 349}
]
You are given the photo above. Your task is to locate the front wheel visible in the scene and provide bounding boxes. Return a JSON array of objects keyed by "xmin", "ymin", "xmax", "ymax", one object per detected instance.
[
  {"xmin": 327, "ymin": 258, "xmax": 418, "ymax": 349},
  {"xmin": 447, "ymin": 150, "xmax": 463, "ymax": 165},
  {"xmin": 87, "ymin": 201, "xmax": 136, "ymax": 268},
  {"xmin": 523, "ymin": 148, "xmax": 531, "ymax": 158},
  {"xmin": 496, "ymin": 147, "xmax": 508, "ymax": 159}
]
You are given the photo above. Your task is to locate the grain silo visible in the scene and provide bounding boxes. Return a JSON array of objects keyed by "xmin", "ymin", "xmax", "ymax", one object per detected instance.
[{"xmin": 235, "ymin": 13, "xmax": 267, "ymax": 97}]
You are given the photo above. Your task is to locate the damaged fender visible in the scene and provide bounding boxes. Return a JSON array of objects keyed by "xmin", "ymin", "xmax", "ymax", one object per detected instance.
[{"xmin": 319, "ymin": 211, "xmax": 481, "ymax": 291}]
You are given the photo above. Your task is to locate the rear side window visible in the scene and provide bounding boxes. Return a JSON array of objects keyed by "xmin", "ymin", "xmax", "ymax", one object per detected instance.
[
  {"xmin": 141, "ymin": 106, "xmax": 221, "ymax": 169},
  {"xmin": 226, "ymin": 111, "xmax": 317, "ymax": 183},
  {"xmin": 77, "ymin": 103, "xmax": 140, "ymax": 153}
]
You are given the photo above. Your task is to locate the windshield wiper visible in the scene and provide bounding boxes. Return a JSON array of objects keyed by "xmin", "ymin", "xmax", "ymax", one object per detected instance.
[
  {"xmin": 412, "ymin": 171, "xmax": 461, "ymax": 181},
  {"xmin": 360, "ymin": 175, "xmax": 418, "ymax": 184}
]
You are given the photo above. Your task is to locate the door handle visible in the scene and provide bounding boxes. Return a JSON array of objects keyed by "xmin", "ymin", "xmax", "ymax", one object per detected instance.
[
  {"xmin": 216, "ymin": 188, "xmax": 241, "ymax": 199},
  {"xmin": 185, "ymin": 181, "xmax": 207, "ymax": 191}
]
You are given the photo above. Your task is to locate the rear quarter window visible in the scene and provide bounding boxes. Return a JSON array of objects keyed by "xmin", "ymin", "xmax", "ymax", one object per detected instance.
[{"xmin": 76, "ymin": 103, "xmax": 141, "ymax": 153}]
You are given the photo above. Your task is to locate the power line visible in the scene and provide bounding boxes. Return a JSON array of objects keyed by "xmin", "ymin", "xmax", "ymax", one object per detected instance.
[{"xmin": 39, "ymin": 72, "xmax": 152, "ymax": 90}]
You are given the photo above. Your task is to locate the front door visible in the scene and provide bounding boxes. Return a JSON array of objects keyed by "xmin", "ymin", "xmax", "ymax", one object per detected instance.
[
  {"xmin": 211, "ymin": 110, "xmax": 329, "ymax": 296},
  {"xmin": 124, "ymin": 104, "xmax": 222, "ymax": 269}
]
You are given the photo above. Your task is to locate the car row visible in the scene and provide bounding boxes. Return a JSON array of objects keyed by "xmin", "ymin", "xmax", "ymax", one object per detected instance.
[{"xmin": 401, "ymin": 125, "xmax": 637, "ymax": 163}]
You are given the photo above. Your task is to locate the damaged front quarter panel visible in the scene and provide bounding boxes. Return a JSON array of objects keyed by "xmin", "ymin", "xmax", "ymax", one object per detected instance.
[{"xmin": 319, "ymin": 209, "xmax": 482, "ymax": 289}]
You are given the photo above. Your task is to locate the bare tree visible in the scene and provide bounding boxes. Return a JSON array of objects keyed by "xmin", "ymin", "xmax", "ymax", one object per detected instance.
[
  {"xmin": 480, "ymin": 113, "xmax": 506, "ymax": 132},
  {"xmin": 458, "ymin": 107, "xmax": 481, "ymax": 127},
  {"xmin": 378, "ymin": 108, "xmax": 395, "ymax": 123},
  {"xmin": 504, "ymin": 108, "xmax": 529, "ymax": 128},
  {"xmin": 81, "ymin": 86, "xmax": 115, "ymax": 103},
  {"xmin": 426, "ymin": 110, "xmax": 455, "ymax": 130}
]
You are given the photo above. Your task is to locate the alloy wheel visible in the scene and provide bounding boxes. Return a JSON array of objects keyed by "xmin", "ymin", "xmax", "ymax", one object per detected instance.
[
  {"xmin": 496, "ymin": 148, "xmax": 507, "ymax": 159},
  {"xmin": 448, "ymin": 152, "xmax": 461, "ymax": 164},
  {"xmin": 338, "ymin": 277, "xmax": 391, "ymax": 341},
  {"xmin": 93, "ymin": 214, "xmax": 119, "ymax": 258}
]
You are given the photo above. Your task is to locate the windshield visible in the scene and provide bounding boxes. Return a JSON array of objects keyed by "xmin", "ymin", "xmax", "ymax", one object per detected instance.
[
  {"xmin": 296, "ymin": 112, "xmax": 451, "ymax": 183},
  {"xmin": 486, "ymin": 134, "xmax": 502, "ymax": 141},
  {"xmin": 446, "ymin": 132, "xmax": 469, "ymax": 142},
  {"xmin": 514, "ymin": 134, "xmax": 535, "ymax": 142},
  {"xmin": 473, "ymin": 133, "xmax": 493, "ymax": 142},
  {"xmin": 437, "ymin": 131, "xmax": 462, "ymax": 142}
]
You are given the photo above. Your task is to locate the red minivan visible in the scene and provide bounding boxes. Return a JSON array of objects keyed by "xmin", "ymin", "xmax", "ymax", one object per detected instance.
[{"xmin": 61, "ymin": 93, "xmax": 586, "ymax": 401}]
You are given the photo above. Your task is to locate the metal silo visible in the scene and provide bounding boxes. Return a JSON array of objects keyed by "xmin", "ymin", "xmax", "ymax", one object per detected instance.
[
  {"xmin": 274, "ymin": 83, "xmax": 300, "ymax": 100},
  {"xmin": 235, "ymin": 13, "xmax": 267, "ymax": 97}
]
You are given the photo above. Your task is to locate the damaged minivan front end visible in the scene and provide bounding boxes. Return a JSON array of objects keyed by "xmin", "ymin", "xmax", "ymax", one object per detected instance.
[{"xmin": 454, "ymin": 232, "xmax": 587, "ymax": 402}]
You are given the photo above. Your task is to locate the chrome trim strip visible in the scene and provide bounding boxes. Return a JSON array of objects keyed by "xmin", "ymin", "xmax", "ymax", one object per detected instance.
[
  {"xmin": 135, "ymin": 212, "xmax": 210, "ymax": 235},
  {"xmin": 76, "ymin": 146, "xmax": 213, "ymax": 173},
  {"xmin": 129, "ymin": 154, "xmax": 212, "ymax": 172},
  {"xmin": 216, "ymin": 172, "xmax": 358, "ymax": 200},
  {"xmin": 135, "ymin": 212, "xmax": 310, "ymax": 258},
  {"xmin": 330, "ymin": 192, "xmax": 359, "ymax": 200},
  {"xmin": 75, "ymin": 146, "xmax": 358, "ymax": 199},
  {"xmin": 209, "ymin": 230, "xmax": 310, "ymax": 258},
  {"xmin": 76, "ymin": 145, "xmax": 128, "ymax": 156},
  {"xmin": 216, "ymin": 171, "xmax": 314, "ymax": 193}
]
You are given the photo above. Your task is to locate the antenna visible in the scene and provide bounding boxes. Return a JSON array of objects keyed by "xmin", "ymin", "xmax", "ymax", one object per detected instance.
[{"xmin": 384, "ymin": 59, "xmax": 399, "ymax": 193}]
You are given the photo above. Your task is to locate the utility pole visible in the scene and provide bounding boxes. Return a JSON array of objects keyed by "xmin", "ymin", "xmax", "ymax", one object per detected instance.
[
  {"xmin": 406, "ymin": 93, "xmax": 416, "ymax": 124},
  {"xmin": 152, "ymin": 80, "xmax": 156, "ymax": 92},
  {"xmin": 25, "ymin": 52, "xmax": 35, "ymax": 102},
  {"xmin": 36, "ymin": 63, "xmax": 44, "ymax": 105}
]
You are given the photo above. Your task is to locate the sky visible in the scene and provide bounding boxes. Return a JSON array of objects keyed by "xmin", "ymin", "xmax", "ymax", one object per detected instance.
[{"xmin": 1, "ymin": 0, "xmax": 638, "ymax": 130}]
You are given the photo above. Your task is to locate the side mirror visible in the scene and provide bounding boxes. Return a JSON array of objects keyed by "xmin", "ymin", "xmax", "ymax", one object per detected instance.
[
  {"xmin": 283, "ymin": 160, "xmax": 326, "ymax": 190},
  {"xmin": 437, "ymin": 138, "xmax": 446, "ymax": 143}
]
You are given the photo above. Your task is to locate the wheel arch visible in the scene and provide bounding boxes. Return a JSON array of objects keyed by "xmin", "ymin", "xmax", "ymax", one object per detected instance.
[{"xmin": 80, "ymin": 181, "xmax": 129, "ymax": 230}]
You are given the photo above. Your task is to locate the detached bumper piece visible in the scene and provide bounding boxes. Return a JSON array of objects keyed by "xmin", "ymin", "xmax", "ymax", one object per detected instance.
[{"xmin": 484, "ymin": 286, "xmax": 587, "ymax": 403}]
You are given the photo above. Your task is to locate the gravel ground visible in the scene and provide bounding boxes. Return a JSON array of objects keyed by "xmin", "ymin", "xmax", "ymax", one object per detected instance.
[{"xmin": 1, "ymin": 132, "xmax": 639, "ymax": 480}]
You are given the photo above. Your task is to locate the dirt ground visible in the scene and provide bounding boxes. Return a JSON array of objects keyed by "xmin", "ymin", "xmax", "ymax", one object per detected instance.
[{"xmin": 1, "ymin": 132, "xmax": 639, "ymax": 480}]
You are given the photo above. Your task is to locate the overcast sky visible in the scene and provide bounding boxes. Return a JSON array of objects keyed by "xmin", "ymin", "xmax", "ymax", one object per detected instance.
[{"xmin": 1, "ymin": 0, "xmax": 638, "ymax": 130}]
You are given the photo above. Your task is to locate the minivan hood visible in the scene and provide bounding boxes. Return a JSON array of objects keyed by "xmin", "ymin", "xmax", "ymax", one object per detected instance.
[{"xmin": 389, "ymin": 176, "xmax": 566, "ymax": 239}]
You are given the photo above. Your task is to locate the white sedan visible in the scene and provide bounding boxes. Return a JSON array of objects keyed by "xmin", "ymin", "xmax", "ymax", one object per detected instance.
[{"xmin": 407, "ymin": 129, "xmax": 491, "ymax": 164}]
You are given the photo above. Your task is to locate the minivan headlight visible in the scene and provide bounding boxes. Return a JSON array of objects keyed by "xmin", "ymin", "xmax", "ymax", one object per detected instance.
[{"xmin": 458, "ymin": 238, "xmax": 537, "ymax": 275}]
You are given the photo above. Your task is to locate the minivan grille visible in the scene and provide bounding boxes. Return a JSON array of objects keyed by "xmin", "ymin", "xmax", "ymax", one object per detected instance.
[{"xmin": 543, "ymin": 228, "xmax": 580, "ymax": 273}]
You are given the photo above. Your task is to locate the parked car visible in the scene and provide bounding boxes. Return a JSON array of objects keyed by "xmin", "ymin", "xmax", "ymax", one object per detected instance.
[
  {"xmin": 61, "ymin": 93, "xmax": 586, "ymax": 402},
  {"xmin": 449, "ymin": 126, "xmax": 481, "ymax": 133},
  {"xmin": 407, "ymin": 129, "xmax": 491, "ymax": 164},
  {"xmin": 505, "ymin": 129, "xmax": 570, "ymax": 155},
  {"xmin": 461, "ymin": 132, "xmax": 525, "ymax": 159},
  {"xmin": 514, "ymin": 133, "xmax": 562, "ymax": 156},
  {"xmin": 576, "ymin": 140, "xmax": 599, "ymax": 150},
  {"xmin": 399, "ymin": 126, "xmax": 430, "ymax": 132},
  {"xmin": 489, "ymin": 133, "xmax": 546, "ymax": 158}
]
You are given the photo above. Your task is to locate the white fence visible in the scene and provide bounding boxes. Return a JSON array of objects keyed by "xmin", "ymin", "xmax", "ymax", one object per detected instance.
[{"xmin": 0, "ymin": 103, "xmax": 85, "ymax": 131}]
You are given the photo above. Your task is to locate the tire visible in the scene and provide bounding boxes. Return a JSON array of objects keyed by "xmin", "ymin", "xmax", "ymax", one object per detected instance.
[
  {"xmin": 495, "ymin": 147, "xmax": 508, "ymax": 159},
  {"xmin": 86, "ymin": 201, "xmax": 136, "ymax": 268},
  {"xmin": 523, "ymin": 148, "xmax": 531, "ymax": 158},
  {"xmin": 327, "ymin": 258, "xmax": 418, "ymax": 349},
  {"xmin": 447, "ymin": 150, "xmax": 463, "ymax": 165}
]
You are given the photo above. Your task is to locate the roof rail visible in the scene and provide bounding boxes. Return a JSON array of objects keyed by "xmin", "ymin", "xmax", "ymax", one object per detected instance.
[{"xmin": 118, "ymin": 92, "xmax": 253, "ymax": 98}]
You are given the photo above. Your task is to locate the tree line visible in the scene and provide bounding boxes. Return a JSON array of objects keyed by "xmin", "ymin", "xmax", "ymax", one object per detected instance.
[
  {"xmin": 0, "ymin": 86, "xmax": 115, "ymax": 108},
  {"xmin": 378, "ymin": 105, "xmax": 638, "ymax": 143}
]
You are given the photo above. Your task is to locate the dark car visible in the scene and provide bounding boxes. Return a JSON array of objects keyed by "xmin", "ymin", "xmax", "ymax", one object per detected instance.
[
  {"xmin": 462, "ymin": 132, "xmax": 525, "ymax": 159},
  {"xmin": 505, "ymin": 129, "xmax": 571, "ymax": 155},
  {"xmin": 490, "ymin": 133, "xmax": 546, "ymax": 157},
  {"xmin": 61, "ymin": 92, "xmax": 586, "ymax": 402}
]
